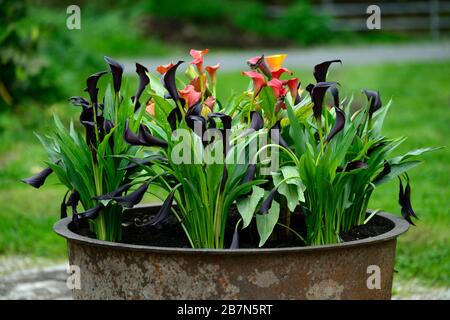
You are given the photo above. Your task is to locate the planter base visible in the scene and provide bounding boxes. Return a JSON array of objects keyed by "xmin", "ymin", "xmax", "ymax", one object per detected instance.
[{"xmin": 55, "ymin": 205, "xmax": 409, "ymax": 300}]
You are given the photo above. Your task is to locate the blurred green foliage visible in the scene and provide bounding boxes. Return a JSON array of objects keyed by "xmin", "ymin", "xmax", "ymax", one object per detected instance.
[
  {"xmin": 139, "ymin": 0, "xmax": 330, "ymax": 46},
  {"xmin": 0, "ymin": 0, "xmax": 170, "ymax": 112}
]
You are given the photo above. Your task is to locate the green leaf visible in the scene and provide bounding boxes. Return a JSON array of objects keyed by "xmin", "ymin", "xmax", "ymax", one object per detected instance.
[
  {"xmin": 273, "ymin": 166, "xmax": 305, "ymax": 211},
  {"xmin": 236, "ymin": 186, "xmax": 265, "ymax": 228},
  {"xmin": 373, "ymin": 160, "xmax": 422, "ymax": 185},
  {"xmin": 285, "ymin": 99, "xmax": 305, "ymax": 157},
  {"xmin": 390, "ymin": 147, "xmax": 442, "ymax": 165},
  {"xmin": 256, "ymin": 200, "xmax": 280, "ymax": 247}
]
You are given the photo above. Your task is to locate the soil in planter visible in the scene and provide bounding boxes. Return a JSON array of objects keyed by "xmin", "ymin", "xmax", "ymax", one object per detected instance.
[
  {"xmin": 71, "ymin": 209, "xmax": 394, "ymax": 248},
  {"xmin": 117, "ymin": 209, "xmax": 394, "ymax": 249}
]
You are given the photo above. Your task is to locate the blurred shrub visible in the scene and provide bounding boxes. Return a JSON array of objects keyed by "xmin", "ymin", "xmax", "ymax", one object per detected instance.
[
  {"xmin": 0, "ymin": 0, "xmax": 55, "ymax": 111},
  {"xmin": 139, "ymin": 0, "xmax": 330, "ymax": 46}
]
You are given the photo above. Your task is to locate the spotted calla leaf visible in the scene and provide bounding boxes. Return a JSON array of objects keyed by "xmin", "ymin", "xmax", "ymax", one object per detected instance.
[
  {"xmin": 163, "ymin": 60, "xmax": 184, "ymax": 102},
  {"xmin": 104, "ymin": 56, "xmax": 124, "ymax": 93},
  {"xmin": 135, "ymin": 63, "xmax": 150, "ymax": 106},
  {"xmin": 313, "ymin": 60, "xmax": 341, "ymax": 82},
  {"xmin": 112, "ymin": 181, "xmax": 150, "ymax": 208},
  {"xmin": 21, "ymin": 166, "xmax": 54, "ymax": 189},
  {"xmin": 326, "ymin": 106, "xmax": 345, "ymax": 142},
  {"xmin": 363, "ymin": 89, "xmax": 382, "ymax": 117}
]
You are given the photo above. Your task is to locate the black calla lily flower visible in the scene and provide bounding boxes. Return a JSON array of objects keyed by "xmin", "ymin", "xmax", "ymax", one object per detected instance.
[
  {"xmin": 135, "ymin": 63, "xmax": 149, "ymax": 107},
  {"xmin": 220, "ymin": 167, "xmax": 228, "ymax": 192},
  {"xmin": 329, "ymin": 85, "xmax": 340, "ymax": 109},
  {"xmin": 93, "ymin": 183, "xmax": 133, "ymax": 200},
  {"xmin": 138, "ymin": 124, "xmax": 168, "ymax": 147},
  {"xmin": 66, "ymin": 190, "xmax": 80, "ymax": 215},
  {"xmin": 186, "ymin": 101, "xmax": 203, "ymax": 118},
  {"xmin": 305, "ymin": 83, "xmax": 314, "ymax": 95},
  {"xmin": 230, "ymin": 229, "xmax": 239, "ymax": 249},
  {"xmin": 363, "ymin": 90, "xmax": 382, "ymax": 117},
  {"xmin": 269, "ymin": 121, "xmax": 289, "ymax": 149},
  {"xmin": 122, "ymin": 155, "xmax": 167, "ymax": 171},
  {"xmin": 259, "ymin": 187, "xmax": 278, "ymax": 214},
  {"xmin": 311, "ymin": 82, "xmax": 336, "ymax": 118},
  {"xmin": 247, "ymin": 54, "xmax": 272, "ymax": 78},
  {"xmin": 250, "ymin": 111, "xmax": 264, "ymax": 131},
  {"xmin": 398, "ymin": 177, "xmax": 418, "ymax": 225},
  {"xmin": 186, "ymin": 115, "xmax": 207, "ymax": 139},
  {"xmin": 85, "ymin": 71, "xmax": 108, "ymax": 105},
  {"xmin": 208, "ymin": 112, "xmax": 232, "ymax": 130},
  {"xmin": 372, "ymin": 161, "xmax": 391, "ymax": 183},
  {"xmin": 163, "ymin": 61, "xmax": 184, "ymax": 102},
  {"xmin": 73, "ymin": 205, "xmax": 102, "ymax": 222},
  {"xmin": 69, "ymin": 96, "xmax": 90, "ymax": 109},
  {"xmin": 167, "ymin": 107, "xmax": 182, "ymax": 132},
  {"xmin": 241, "ymin": 163, "xmax": 256, "ymax": 184},
  {"xmin": 112, "ymin": 181, "xmax": 150, "ymax": 208},
  {"xmin": 326, "ymin": 106, "xmax": 345, "ymax": 142},
  {"xmin": 313, "ymin": 60, "xmax": 342, "ymax": 82},
  {"xmin": 104, "ymin": 56, "xmax": 124, "ymax": 93},
  {"xmin": 60, "ymin": 191, "xmax": 69, "ymax": 219},
  {"xmin": 135, "ymin": 190, "xmax": 175, "ymax": 227},
  {"xmin": 21, "ymin": 166, "xmax": 54, "ymax": 189},
  {"xmin": 337, "ymin": 160, "xmax": 368, "ymax": 172},
  {"xmin": 123, "ymin": 120, "xmax": 144, "ymax": 146},
  {"xmin": 398, "ymin": 179, "xmax": 415, "ymax": 225}
]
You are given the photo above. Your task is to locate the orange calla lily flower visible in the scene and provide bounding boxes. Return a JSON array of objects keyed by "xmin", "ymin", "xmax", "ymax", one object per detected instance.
[
  {"xmin": 266, "ymin": 54, "xmax": 287, "ymax": 72},
  {"xmin": 179, "ymin": 85, "xmax": 201, "ymax": 108},
  {"xmin": 267, "ymin": 78, "xmax": 287, "ymax": 99},
  {"xmin": 190, "ymin": 49, "xmax": 209, "ymax": 72},
  {"xmin": 146, "ymin": 99, "xmax": 155, "ymax": 116},
  {"xmin": 242, "ymin": 71, "xmax": 266, "ymax": 97},
  {"xmin": 205, "ymin": 64, "xmax": 220, "ymax": 84},
  {"xmin": 271, "ymin": 67, "xmax": 293, "ymax": 79},
  {"xmin": 204, "ymin": 96, "xmax": 216, "ymax": 110},
  {"xmin": 189, "ymin": 76, "xmax": 207, "ymax": 93},
  {"xmin": 156, "ymin": 63, "xmax": 174, "ymax": 75},
  {"xmin": 284, "ymin": 77, "xmax": 300, "ymax": 101}
]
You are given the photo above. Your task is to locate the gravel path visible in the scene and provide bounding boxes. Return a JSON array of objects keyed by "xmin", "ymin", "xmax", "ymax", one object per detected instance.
[
  {"xmin": 0, "ymin": 263, "xmax": 448, "ymax": 300},
  {"xmin": 122, "ymin": 41, "xmax": 450, "ymax": 74}
]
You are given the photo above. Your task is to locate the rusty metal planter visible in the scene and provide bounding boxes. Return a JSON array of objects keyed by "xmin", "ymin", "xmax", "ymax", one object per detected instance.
[{"xmin": 54, "ymin": 204, "xmax": 409, "ymax": 300}]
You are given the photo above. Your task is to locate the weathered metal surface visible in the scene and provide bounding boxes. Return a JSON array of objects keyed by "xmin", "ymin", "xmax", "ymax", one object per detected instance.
[{"xmin": 54, "ymin": 206, "xmax": 409, "ymax": 300}]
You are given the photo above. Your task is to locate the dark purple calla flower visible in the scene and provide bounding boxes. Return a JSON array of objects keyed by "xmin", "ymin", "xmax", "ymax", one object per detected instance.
[
  {"xmin": 313, "ymin": 60, "xmax": 341, "ymax": 83},
  {"xmin": 104, "ymin": 56, "xmax": 124, "ymax": 93},
  {"xmin": 21, "ymin": 166, "xmax": 54, "ymax": 189}
]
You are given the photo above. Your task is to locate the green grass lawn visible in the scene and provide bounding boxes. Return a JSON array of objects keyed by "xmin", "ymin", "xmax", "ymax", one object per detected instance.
[{"xmin": 0, "ymin": 60, "xmax": 448, "ymax": 286}]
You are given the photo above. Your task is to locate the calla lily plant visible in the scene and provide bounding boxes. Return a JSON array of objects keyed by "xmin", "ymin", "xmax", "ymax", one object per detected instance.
[{"xmin": 22, "ymin": 49, "xmax": 437, "ymax": 248}]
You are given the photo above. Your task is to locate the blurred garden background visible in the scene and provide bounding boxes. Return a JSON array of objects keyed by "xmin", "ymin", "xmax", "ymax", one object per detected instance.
[{"xmin": 0, "ymin": 0, "xmax": 449, "ymax": 297}]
